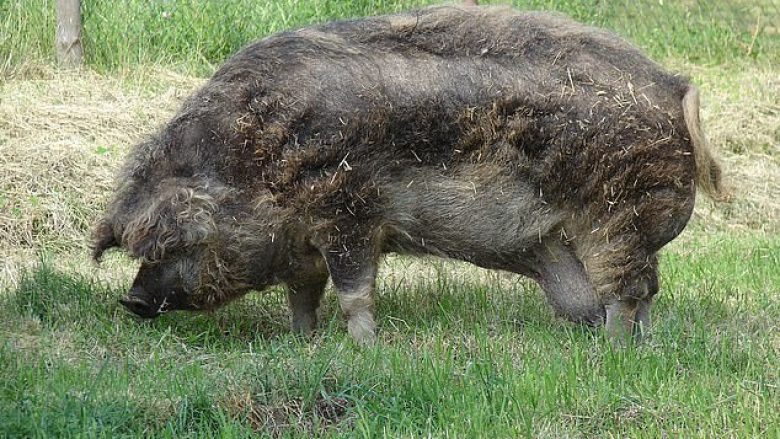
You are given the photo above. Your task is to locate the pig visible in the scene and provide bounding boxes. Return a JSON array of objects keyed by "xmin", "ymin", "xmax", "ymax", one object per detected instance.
[{"xmin": 92, "ymin": 5, "xmax": 726, "ymax": 345}]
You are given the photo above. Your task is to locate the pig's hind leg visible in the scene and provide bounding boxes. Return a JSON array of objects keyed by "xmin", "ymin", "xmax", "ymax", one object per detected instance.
[
  {"xmin": 603, "ymin": 253, "xmax": 660, "ymax": 344},
  {"xmin": 629, "ymin": 255, "xmax": 659, "ymax": 341}
]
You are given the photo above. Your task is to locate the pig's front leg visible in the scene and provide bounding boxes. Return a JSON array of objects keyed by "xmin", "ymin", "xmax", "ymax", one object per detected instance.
[
  {"xmin": 282, "ymin": 250, "xmax": 330, "ymax": 335},
  {"xmin": 286, "ymin": 268, "xmax": 329, "ymax": 335},
  {"xmin": 319, "ymin": 241, "xmax": 379, "ymax": 346}
]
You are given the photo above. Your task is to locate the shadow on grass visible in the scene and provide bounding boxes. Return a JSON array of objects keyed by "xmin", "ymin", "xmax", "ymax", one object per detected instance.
[
  {"xmin": 1, "ymin": 259, "xmax": 600, "ymax": 350},
  {"xmin": 1, "ymin": 261, "xmax": 294, "ymax": 349},
  {"xmin": 3, "ymin": 254, "xmax": 761, "ymax": 352},
  {"xmin": 0, "ymin": 262, "xmax": 638, "ymax": 343}
]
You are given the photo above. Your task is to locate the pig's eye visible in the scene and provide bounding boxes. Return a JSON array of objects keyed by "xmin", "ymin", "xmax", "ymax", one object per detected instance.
[
  {"xmin": 157, "ymin": 264, "xmax": 181, "ymax": 286},
  {"xmin": 173, "ymin": 255, "xmax": 199, "ymax": 293}
]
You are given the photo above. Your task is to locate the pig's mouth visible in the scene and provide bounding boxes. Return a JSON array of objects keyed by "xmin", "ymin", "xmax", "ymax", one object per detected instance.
[{"xmin": 119, "ymin": 287, "xmax": 177, "ymax": 318}]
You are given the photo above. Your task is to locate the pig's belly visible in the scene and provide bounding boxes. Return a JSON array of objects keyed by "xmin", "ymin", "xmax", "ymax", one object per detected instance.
[{"xmin": 379, "ymin": 170, "xmax": 562, "ymax": 272}]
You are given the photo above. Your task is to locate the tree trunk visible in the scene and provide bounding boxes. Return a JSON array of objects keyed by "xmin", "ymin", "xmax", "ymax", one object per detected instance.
[{"xmin": 55, "ymin": 0, "xmax": 83, "ymax": 67}]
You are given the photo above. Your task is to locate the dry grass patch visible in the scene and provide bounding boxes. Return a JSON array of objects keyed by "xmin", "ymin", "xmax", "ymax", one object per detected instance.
[
  {"xmin": 0, "ymin": 67, "xmax": 201, "ymax": 282},
  {"xmin": 682, "ymin": 62, "xmax": 780, "ymax": 233},
  {"xmin": 0, "ymin": 67, "xmax": 199, "ymax": 250}
]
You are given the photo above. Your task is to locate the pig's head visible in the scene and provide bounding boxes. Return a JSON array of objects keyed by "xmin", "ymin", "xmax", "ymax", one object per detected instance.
[{"xmin": 92, "ymin": 177, "xmax": 277, "ymax": 318}]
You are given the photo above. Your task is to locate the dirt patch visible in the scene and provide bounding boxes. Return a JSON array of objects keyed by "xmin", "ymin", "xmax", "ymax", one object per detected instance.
[{"xmin": 224, "ymin": 392, "xmax": 354, "ymax": 436}]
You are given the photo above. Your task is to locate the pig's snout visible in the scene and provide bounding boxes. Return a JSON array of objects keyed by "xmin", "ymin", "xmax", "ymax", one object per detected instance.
[{"xmin": 119, "ymin": 290, "xmax": 162, "ymax": 319}]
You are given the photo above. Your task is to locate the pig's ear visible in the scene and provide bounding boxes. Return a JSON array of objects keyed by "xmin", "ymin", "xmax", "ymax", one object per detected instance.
[
  {"xmin": 122, "ymin": 184, "xmax": 221, "ymax": 261},
  {"xmin": 91, "ymin": 218, "xmax": 119, "ymax": 263}
]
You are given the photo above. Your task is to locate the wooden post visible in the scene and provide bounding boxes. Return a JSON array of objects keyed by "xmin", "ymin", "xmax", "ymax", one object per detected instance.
[{"xmin": 55, "ymin": 0, "xmax": 83, "ymax": 67}]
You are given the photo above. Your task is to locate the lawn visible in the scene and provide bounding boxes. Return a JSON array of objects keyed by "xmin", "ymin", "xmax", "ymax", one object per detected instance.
[{"xmin": 1, "ymin": 1, "xmax": 778, "ymax": 437}]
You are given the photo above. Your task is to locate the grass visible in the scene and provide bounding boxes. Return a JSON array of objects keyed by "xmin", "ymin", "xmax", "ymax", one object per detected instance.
[
  {"xmin": 1, "ymin": 0, "xmax": 779, "ymax": 74},
  {"xmin": 0, "ymin": 0, "xmax": 778, "ymax": 437},
  {"xmin": 1, "ymin": 233, "xmax": 778, "ymax": 437}
]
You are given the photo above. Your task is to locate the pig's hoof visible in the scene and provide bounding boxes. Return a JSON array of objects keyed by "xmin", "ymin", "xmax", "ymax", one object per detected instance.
[
  {"xmin": 607, "ymin": 331, "xmax": 631, "ymax": 348},
  {"xmin": 291, "ymin": 313, "xmax": 317, "ymax": 335},
  {"xmin": 347, "ymin": 314, "xmax": 377, "ymax": 346}
]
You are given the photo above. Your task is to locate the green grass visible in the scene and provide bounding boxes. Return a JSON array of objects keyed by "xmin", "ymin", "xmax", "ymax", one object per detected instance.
[
  {"xmin": 2, "ymin": 233, "xmax": 778, "ymax": 437},
  {"xmin": 2, "ymin": 0, "xmax": 778, "ymax": 74}
]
